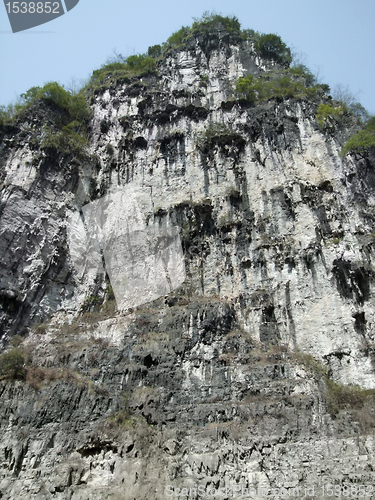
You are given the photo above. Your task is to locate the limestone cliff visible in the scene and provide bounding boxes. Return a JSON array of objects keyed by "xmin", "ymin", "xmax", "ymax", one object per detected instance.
[{"xmin": 1, "ymin": 18, "xmax": 375, "ymax": 499}]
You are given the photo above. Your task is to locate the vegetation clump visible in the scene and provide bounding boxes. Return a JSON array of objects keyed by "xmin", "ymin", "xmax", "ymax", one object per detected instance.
[
  {"xmin": 235, "ymin": 68, "xmax": 329, "ymax": 106},
  {"xmin": 160, "ymin": 12, "xmax": 293, "ymax": 67},
  {"xmin": 0, "ymin": 81, "xmax": 90, "ymax": 154},
  {"xmin": 254, "ymin": 33, "xmax": 292, "ymax": 66},
  {"xmin": 88, "ymin": 54, "xmax": 156, "ymax": 90},
  {"xmin": 163, "ymin": 13, "xmax": 241, "ymax": 51},
  {"xmin": 1, "ymin": 11, "xmax": 371, "ymax": 161},
  {"xmin": 315, "ymin": 103, "xmax": 346, "ymax": 127},
  {"xmin": 292, "ymin": 351, "xmax": 375, "ymax": 425},
  {"xmin": 85, "ymin": 12, "xmax": 244, "ymax": 89},
  {"xmin": 0, "ymin": 347, "xmax": 26, "ymax": 380},
  {"xmin": 341, "ymin": 116, "xmax": 375, "ymax": 157},
  {"xmin": 289, "ymin": 64, "xmax": 317, "ymax": 87},
  {"xmin": 325, "ymin": 378, "xmax": 375, "ymax": 417}
]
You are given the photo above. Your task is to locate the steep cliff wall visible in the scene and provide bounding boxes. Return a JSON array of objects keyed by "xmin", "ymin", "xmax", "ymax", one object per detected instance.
[{"xmin": 1, "ymin": 20, "xmax": 375, "ymax": 499}]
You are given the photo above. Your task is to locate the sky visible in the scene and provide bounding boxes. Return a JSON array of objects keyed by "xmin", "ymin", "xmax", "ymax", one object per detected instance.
[{"xmin": 1, "ymin": 0, "xmax": 374, "ymax": 114}]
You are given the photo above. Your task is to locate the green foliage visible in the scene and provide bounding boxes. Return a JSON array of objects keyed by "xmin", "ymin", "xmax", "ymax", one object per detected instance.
[
  {"xmin": 27, "ymin": 82, "xmax": 91, "ymax": 154},
  {"xmin": 349, "ymin": 102, "xmax": 371, "ymax": 123},
  {"xmin": 199, "ymin": 75, "xmax": 209, "ymax": 88},
  {"xmin": 198, "ymin": 122, "xmax": 232, "ymax": 145},
  {"xmin": 38, "ymin": 81, "xmax": 71, "ymax": 110},
  {"xmin": 126, "ymin": 54, "xmax": 156, "ymax": 73},
  {"xmin": 90, "ymin": 62, "xmax": 128, "ymax": 86},
  {"xmin": 241, "ymin": 28, "xmax": 260, "ymax": 41},
  {"xmin": 106, "ymin": 284, "xmax": 116, "ymax": 301},
  {"xmin": 292, "ymin": 350, "xmax": 375, "ymax": 421},
  {"xmin": 235, "ymin": 74, "xmax": 257, "ymax": 103},
  {"xmin": 41, "ymin": 123, "xmax": 87, "ymax": 154},
  {"xmin": 88, "ymin": 54, "xmax": 156, "ymax": 94},
  {"xmin": 330, "ymin": 85, "xmax": 370, "ymax": 124},
  {"xmin": 315, "ymin": 103, "xmax": 345, "ymax": 127},
  {"xmin": 20, "ymin": 86, "xmax": 42, "ymax": 105},
  {"xmin": 192, "ymin": 12, "xmax": 241, "ymax": 34},
  {"xmin": 289, "ymin": 64, "xmax": 316, "ymax": 87},
  {"xmin": 166, "ymin": 26, "xmax": 191, "ymax": 48},
  {"xmin": 235, "ymin": 69, "xmax": 324, "ymax": 105},
  {"xmin": 341, "ymin": 128, "xmax": 375, "ymax": 157},
  {"xmin": 66, "ymin": 92, "xmax": 90, "ymax": 122},
  {"xmin": 254, "ymin": 33, "xmax": 292, "ymax": 66},
  {"xmin": 164, "ymin": 13, "xmax": 242, "ymax": 51},
  {"xmin": 0, "ymin": 104, "xmax": 15, "ymax": 128},
  {"xmin": 0, "ymin": 348, "xmax": 26, "ymax": 380},
  {"xmin": 162, "ymin": 13, "xmax": 261, "ymax": 53},
  {"xmin": 366, "ymin": 116, "xmax": 375, "ymax": 131},
  {"xmin": 325, "ymin": 379, "xmax": 375, "ymax": 417},
  {"xmin": 147, "ymin": 44, "xmax": 162, "ymax": 59},
  {"xmin": 85, "ymin": 14, "xmax": 291, "ymax": 97},
  {"xmin": 1, "ymin": 81, "xmax": 90, "ymax": 155},
  {"xmin": 292, "ymin": 351, "xmax": 329, "ymax": 377},
  {"xmin": 31, "ymin": 82, "xmax": 90, "ymax": 123}
]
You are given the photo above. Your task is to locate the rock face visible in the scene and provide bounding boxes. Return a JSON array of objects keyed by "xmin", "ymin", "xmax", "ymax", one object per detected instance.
[{"xmin": 1, "ymin": 22, "xmax": 375, "ymax": 499}]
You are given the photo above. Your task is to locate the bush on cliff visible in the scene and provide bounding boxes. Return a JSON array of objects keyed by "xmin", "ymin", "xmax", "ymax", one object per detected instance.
[
  {"xmin": 235, "ymin": 69, "xmax": 326, "ymax": 105},
  {"xmin": 315, "ymin": 103, "xmax": 346, "ymax": 127},
  {"xmin": 0, "ymin": 82, "xmax": 90, "ymax": 154},
  {"xmin": 341, "ymin": 116, "xmax": 375, "ymax": 156},
  {"xmin": 0, "ymin": 348, "xmax": 26, "ymax": 381},
  {"xmin": 254, "ymin": 33, "xmax": 292, "ymax": 66},
  {"xmin": 87, "ymin": 54, "xmax": 157, "ymax": 95}
]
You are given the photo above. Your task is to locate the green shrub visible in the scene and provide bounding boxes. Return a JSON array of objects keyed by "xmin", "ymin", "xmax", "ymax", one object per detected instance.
[
  {"xmin": 235, "ymin": 74, "xmax": 258, "ymax": 104},
  {"xmin": 166, "ymin": 26, "xmax": 191, "ymax": 48},
  {"xmin": 0, "ymin": 104, "xmax": 14, "ymax": 128},
  {"xmin": 241, "ymin": 28, "xmax": 259, "ymax": 40},
  {"xmin": 366, "ymin": 116, "xmax": 375, "ymax": 131},
  {"xmin": 88, "ymin": 54, "xmax": 156, "ymax": 94},
  {"xmin": 41, "ymin": 124, "xmax": 87, "ymax": 154},
  {"xmin": 90, "ymin": 63, "xmax": 128, "ymax": 86},
  {"xmin": 290, "ymin": 64, "xmax": 316, "ymax": 87},
  {"xmin": 38, "ymin": 81, "xmax": 71, "ymax": 110},
  {"xmin": 254, "ymin": 33, "xmax": 292, "ymax": 66},
  {"xmin": 341, "ymin": 128, "xmax": 375, "ymax": 157},
  {"xmin": 162, "ymin": 14, "xmax": 282, "ymax": 55},
  {"xmin": 0, "ymin": 348, "xmax": 26, "ymax": 380},
  {"xmin": 126, "ymin": 54, "xmax": 156, "ymax": 73},
  {"xmin": 17, "ymin": 82, "xmax": 90, "ymax": 120},
  {"xmin": 316, "ymin": 104, "xmax": 374, "ymax": 155},
  {"xmin": 291, "ymin": 350, "xmax": 375, "ymax": 422},
  {"xmin": 164, "ymin": 13, "xmax": 242, "ymax": 51},
  {"xmin": 235, "ymin": 69, "xmax": 323, "ymax": 105},
  {"xmin": 1, "ymin": 81, "xmax": 90, "ymax": 156},
  {"xmin": 332, "ymin": 85, "xmax": 370, "ymax": 123},
  {"xmin": 198, "ymin": 122, "xmax": 232, "ymax": 144},
  {"xmin": 325, "ymin": 379, "xmax": 375, "ymax": 417},
  {"xmin": 315, "ymin": 103, "xmax": 345, "ymax": 127},
  {"xmin": 148, "ymin": 44, "xmax": 162, "ymax": 59},
  {"xmin": 25, "ymin": 83, "xmax": 91, "ymax": 154},
  {"xmin": 349, "ymin": 103, "xmax": 370, "ymax": 123},
  {"xmin": 192, "ymin": 12, "xmax": 241, "ymax": 34},
  {"xmin": 292, "ymin": 351, "xmax": 328, "ymax": 377},
  {"xmin": 67, "ymin": 92, "xmax": 90, "ymax": 122},
  {"xmin": 199, "ymin": 75, "xmax": 209, "ymax": 88}
]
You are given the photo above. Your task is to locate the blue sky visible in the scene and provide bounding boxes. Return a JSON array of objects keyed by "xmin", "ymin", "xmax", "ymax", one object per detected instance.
[{"xmin": 1, "ymin": 0, "xmax": 374, "ymax": 114}]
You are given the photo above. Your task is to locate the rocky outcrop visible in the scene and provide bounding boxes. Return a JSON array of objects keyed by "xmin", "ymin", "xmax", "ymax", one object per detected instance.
[
  {"xmin": 1, "ymin": 299, "xmax": 375, "ymax": 498},
  {"xmin": 1, "ymin": 21, "xmax": 375, "ymax": 499}
]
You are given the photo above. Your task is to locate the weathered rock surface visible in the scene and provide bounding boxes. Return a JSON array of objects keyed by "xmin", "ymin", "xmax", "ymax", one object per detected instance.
[{"xmin": 1, "ymin": 22, "xmax": 375, "ymax": 499}]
